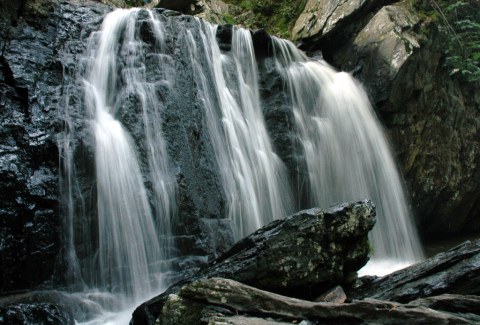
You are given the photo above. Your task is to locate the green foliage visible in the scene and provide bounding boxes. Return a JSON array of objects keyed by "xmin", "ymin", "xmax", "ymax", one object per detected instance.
[
  {"xmin": 430, "ymin": 0, "xmax": 480, "ymax": 81},
  {"xmin": 222, "ymin": 13, "xmax": 237, "ymax": 25},
  {"xmin": 223, "ymin": 0, "xmax": 307, "ymax": 38}
]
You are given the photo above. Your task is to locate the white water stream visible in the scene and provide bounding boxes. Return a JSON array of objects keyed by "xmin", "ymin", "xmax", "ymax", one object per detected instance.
[
  {"xmin": 272, "ymin": 38, "xmax": 424, "ymax": 274},
  {"xmin": 185, "ymin": 22, "xmax": 293, "ymax": 240}
]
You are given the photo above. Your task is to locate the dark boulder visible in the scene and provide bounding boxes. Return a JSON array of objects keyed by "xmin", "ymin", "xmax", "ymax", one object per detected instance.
[
  {"xmin": 200, "ymin": 200, "xmax": 376, "ymax": 298},
  {"xmin": 0, "ymin": 290, "xmax": 120, "ymax": 323},
  {"xmin": 132, "ymin": 200, "xmax": 376, "ymax": 324},
  {"xmin": 409, "ymin": 294, "xmax": 480, "ymax": 317},
  {"xmin": 158, "ymin": 277, "xmax": 480, "ymax": 324},
  {"xmin": 351, "ymin": 239, "xmax": 480, "ymax": 302},
  {"xmin": 0, "ymin": 302, "xmax": 74, "ymax": 325}
]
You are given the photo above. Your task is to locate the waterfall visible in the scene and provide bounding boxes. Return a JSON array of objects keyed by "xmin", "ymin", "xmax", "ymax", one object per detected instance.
[
  {"xmin": 59, "ymin": 6, "xmax": 425, "ymax": 323},
  {"xmin": 185, "ymin": 22, "xmax": 293, "ymax": 240},
  {"xmin": 271, "ymin": 38, "xmax": 424, "ymax": 271},
  {"xmin": 85, "ymin": 9, "xmax": 166, "ymax": 302},
  {"xmin": 61, "ymin": 8, "xmax": 178, "ymax": 314}
]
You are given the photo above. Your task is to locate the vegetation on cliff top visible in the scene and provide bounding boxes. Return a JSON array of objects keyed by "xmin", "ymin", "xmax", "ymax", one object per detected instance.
[{"xmin": 221, "ymin": 0, "xmax": 307, "ymax": 38}]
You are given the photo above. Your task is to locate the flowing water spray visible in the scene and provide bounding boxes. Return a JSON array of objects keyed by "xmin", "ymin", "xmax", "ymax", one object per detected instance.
[
  {"xmin": 85, "ymin": 8, "xmax": 163, "ymax": 303},
  {"xmin": 185, "ymin": 21, "xmax": 293, "ymax": 240},
  {"xmin": 61, "ymin": 9, "xmax": 178, "ymax": 322},
  {"xmin": 271, "ymin": 38, "xmax": 424, "ymax": 274}
]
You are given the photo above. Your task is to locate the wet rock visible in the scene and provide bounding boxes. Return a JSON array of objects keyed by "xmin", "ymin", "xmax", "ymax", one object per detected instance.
[
  {"xmin": 0, "ymin": 290, "xmax": 103, "ymax": 324},
  {"xmin": 146, "ymin": 0, "xmax": 196, "ymax": 13},
  {"xmin": 0, "ymin": 303, "xmax": 74, "ymax": 325},
  {"xmin": 98, "ymin": 0, "xmax": 128, "ymax": 8},
  {"xmin": 258, "ymin": 57, "xmax": 308, "ymax": 207},
  {"xmin": 314, "ymin": 285, "xmax": 347, "ymax": 303},
  {"xmin": 0, "ymin": 0, "xmax": 111, "ymax": 293},
  {"xmin": 131, "ymin": 200, "xmax": 376, "ymax": 324},
  {"xmin": 351, "ymin": 239, "xmax": 480, "ymax": 302},
  {"xmin": 200, "ymin": 200, "xmax": 376, "ymax": 298},
  {"xmin": 158, "ymin": 277, "xmax": 479, "ymax": 325},
  {"xmin": 409, "ymin": 294, "xmax": 480, "ymax": 316},
  {"xmin": 333, "ymin": 2, "xmax": 423, "ymax": 104}
]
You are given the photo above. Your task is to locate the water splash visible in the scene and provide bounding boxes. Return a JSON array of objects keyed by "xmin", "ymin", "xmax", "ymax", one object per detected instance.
[{"xmin": 271, "ymin": 38, "xmax": 424, "ymax": 271}]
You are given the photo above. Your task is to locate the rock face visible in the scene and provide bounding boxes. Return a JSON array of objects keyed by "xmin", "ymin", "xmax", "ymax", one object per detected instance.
[
  {"xmin": 292, "ymin": 0, "xmax": 383, "ymax": 43},
  {"xmin": 0, "ymin": 290, "xmax": 114, "ymax": 323},
  {"xmin": 1, "ymin": 0, "xmax": 237, "ymax": 294},
  {"xmin": 336, "ymin": 2, "xmax": 480, "ymax": 239},
  {"xmin": 131, "ymin": 200, "xmax": 376, "ymax": 324},
  {"xmin": 0, "ymin": 0, "xmax": 112, "ymax": 293},
  {"xmin": 333, "ymin": 3, "xmax": 423, "ymax": 103},
  {"xmin": 144, "ymin": 0, "xmax": 196, "ymax": 13},
  {"xmin": 295, "ymin": 0, "xmax": 480, "ymax": 239},
  {"xmin": 195, "ymin": 0, "xmax": 238, "ymax": 25}
]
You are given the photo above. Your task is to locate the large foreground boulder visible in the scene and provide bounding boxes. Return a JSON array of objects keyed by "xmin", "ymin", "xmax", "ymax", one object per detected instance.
[
  {"xmin": 131, "ymin": 200, "xmax": 376, "ymax": 324},
  {"xmin": 158, "ymin": 277, "xmax": 480, "ymax": 324},
  {"xmin": 154, "ymin": 240, "xmax": 480, "ymax": 324}
]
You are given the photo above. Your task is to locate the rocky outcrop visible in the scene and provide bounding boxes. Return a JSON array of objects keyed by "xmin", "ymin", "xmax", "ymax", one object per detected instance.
[
  {"xmin": 157, "ymin": 277, "xmax": 480, "ymax": 324},
  {"xmin": 131, "ymin": 200, "xmax": 376, "ymax": 324},
  {"xmin": 200, "ymin": 200, "xmax": 376, "ymax": 298},
  {"xmin": 1, "ymin": 0, "xmax": 236, "ymax": 294},
  {"xmin": 333, "ymin": 3, "xmax": 423, "ymax": 103},
  {"xmin": 195, "ymin": 0, "xmax": 238, "ymax": 25},
  {"xmin": 146, "ymin": 0, "xmax": 196, "ymax": 13},
  {"xmin": 0, "ymin": 289, "xmax": 122, "ymax": 323},
  {"xmin": 294, "ymin": 0, "xmax": 480, "ymax": 239},
  {"xmin": 351, "ymin": 239, "xmax": 480, "ymax": 302},
  {"xmin": 148, "ymin": 239, "xmax": 480, "ymax": 324},
  {"xmin": 292, "ymin": 0, "xmax": 384, "ymax": 43}
]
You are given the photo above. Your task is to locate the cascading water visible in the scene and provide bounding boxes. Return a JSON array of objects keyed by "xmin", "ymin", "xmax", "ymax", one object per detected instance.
[
  {"xmin": 185, "ymin": 22, "xmax": 293, "ymax": 240},
  {"xmin": 59, "ymin": 6, "xmax": 425, "ymax": 324},
  {"xmin": 61, "ymin": 8, "xmax": 179, "ymax": 323},
  {"xmin": 271, "ymin": 38, "xmax": 424, "ymax": 274},
  {"xmin": 86, "ymin": 11, "xmax": 158, "ymax": 301}
]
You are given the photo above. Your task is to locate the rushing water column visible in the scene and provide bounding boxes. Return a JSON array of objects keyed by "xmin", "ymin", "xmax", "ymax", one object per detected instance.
[
  {"xmin": 61, "ymin": 8, "xmax": 178, "ymax": 306},
  {"xmin": 271, "ymin": 38, "xmax": 424, "ymax": 270},
  {"xmin": 86, "ymin": 9, "xmax": 162, "ymax": 302},
  {"xmin": 185, "ymin": 21, "xmax": 294, "ymax": 240}
]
